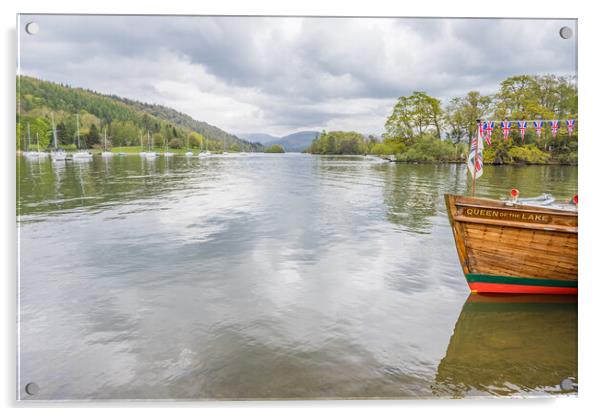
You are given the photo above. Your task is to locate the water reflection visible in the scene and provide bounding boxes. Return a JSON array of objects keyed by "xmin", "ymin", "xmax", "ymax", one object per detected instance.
[
  {"xmin": 434, "ymin": 294, "xmax": 577, "ymax": 397},
  {"xmin": 17, "ymin": 154, "xmax": 578, "ymax": 400}
]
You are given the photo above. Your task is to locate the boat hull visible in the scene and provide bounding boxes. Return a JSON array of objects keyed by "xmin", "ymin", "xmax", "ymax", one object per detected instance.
[{"xmin": 445, "ymin": 194, "xmax": 577, "ymax": 295}]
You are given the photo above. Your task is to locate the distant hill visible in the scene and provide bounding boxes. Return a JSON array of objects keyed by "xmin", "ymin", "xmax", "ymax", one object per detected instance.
[
  {"xmin": 237, "ymin": 133, "xmax": 280, "ymax": 144},
  {"xmin": 17, "ymin": 75, "xmax": 261, "ymax": 151},
  {"xmin": 263, "ymin": 131, "xmax": 320, "ymax": 152}
]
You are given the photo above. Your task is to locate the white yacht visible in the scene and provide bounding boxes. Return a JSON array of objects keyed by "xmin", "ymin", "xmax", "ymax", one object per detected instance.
[
  {"xmin": 144, "ymin": 131, "xmax": 157, "ymax": 159},
  {"xmin": 163, "ymin": 137, "xmax": 173, "ymax": 157},
  {"xmin": 198, "ymin": 138, "xmax": 211, "ymax": 158},
  {"xmin": 101, "ymin": 128, "xmax": 113, "ymax": 157},
  {"xmin": 23, "ymin": 122, "xmax": 41, "ymax": 158},
  {"xmin": 71, "ymin": 114, "xmax": 93, "ymax": 160}
]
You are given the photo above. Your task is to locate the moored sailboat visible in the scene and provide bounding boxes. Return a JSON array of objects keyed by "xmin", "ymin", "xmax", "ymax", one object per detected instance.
[
  {"xmin": 144, "ymin": 131, "xmax": 157, "ymax": 159},
  {"xmin": 198, "ymin": 136, "xmax": 211, "ymax": 158},
  {"xmin": 139, "ymin": 132, "xmax": 147, "ymax": 157},
  {"xmin": 185, "ymin": 134, "xmax": 193, "ymax": 157},
  {"xmin": 72, "ymin": 114, "xmax": 93, "ymax": 160},
  {"xmin": 50, "ymin": 113, "xmax": 66, "ymax": 161},
  {"xmin": 163, "ymin": 136, "xmax": 173, "ymax": 157},
  {"xmin": 101, "ymin": 127, "xmax": 113, "ymax": 157},
  {"xmin": 23, "ymin": 122, "xmax": 41, "ymax": 159}
]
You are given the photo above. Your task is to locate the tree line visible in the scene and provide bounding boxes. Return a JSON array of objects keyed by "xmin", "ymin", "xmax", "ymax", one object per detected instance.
[
  {"xmin": 308, "ymin": 74, "xmax": 578, "ymax": 164},
  {"xmin": 16, "ymin": 76, "xmax": 261, "ymax": 152}
]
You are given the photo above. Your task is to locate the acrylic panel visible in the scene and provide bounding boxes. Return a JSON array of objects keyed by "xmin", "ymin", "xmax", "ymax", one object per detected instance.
[{"xmin": 16, "ymin": 14, "xmax": 578, "ymax": 400}]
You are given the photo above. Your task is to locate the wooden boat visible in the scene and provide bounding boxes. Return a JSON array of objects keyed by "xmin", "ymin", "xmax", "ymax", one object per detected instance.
[
  {"xmin": 444, "ymin": 194, "xmax": 577, "ymax": 295},
  {"xmin": 434, "ymin": 294, "xmax": 577, "ymax": 397}
]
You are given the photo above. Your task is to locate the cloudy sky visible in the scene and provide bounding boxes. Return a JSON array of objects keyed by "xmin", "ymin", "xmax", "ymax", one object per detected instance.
[{"xmin": 18, "ymin": 15, "xmax": 577, "ymax": 137}]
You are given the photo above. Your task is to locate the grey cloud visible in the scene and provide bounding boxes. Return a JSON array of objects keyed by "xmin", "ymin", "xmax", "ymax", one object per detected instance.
[{"xmin": 19, "ymin": 15, "xmax": 576, "ymax": 135}]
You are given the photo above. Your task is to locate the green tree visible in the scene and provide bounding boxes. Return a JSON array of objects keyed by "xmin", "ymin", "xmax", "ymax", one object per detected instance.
[
  {"xmin": 87, "ymin": 123, "xmax": 101, "ymax": 146},
  {"xmin": 384, "ymin": 91, "xmax": 444, "ymax": 144},
  {"xmin": 152, "ymin": 132, "xmax": 163, "ymax": 147},
  {"xmin": 445, "ymin": 91, "xmax": 492, "ymax": 143}
]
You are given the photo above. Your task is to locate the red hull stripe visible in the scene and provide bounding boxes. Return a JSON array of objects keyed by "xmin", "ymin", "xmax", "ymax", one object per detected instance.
[
  {"xmin": 468, "ymin": 282, "xmax": 577, "ymax": 295},
  {"xmin": 466, "ymin": 273, "xmax": 577, "ymax": 288}
]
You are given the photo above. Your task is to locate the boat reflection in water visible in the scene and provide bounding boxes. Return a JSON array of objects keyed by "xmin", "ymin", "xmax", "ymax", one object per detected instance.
[{"xmin": 434, "ymin": 294, "xmax": 577, "ymax": 397}]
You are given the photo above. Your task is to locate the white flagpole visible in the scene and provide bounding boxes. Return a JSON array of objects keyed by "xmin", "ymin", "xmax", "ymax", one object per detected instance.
[{"xmin": 472, "ymin": 119, "xmax": 481, "ymax": 196}]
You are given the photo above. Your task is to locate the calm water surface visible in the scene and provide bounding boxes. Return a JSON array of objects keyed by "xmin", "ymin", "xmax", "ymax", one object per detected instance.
[{"xmin": 17, "ymin": 154, "xmax": 578, "ymax": 399}]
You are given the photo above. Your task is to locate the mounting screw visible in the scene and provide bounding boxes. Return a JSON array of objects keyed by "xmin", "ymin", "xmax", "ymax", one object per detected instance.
[
  {"xmin": 25, "ymin": 22, "xmax": 39, "ymax": 35},
  {"xmin": 560, "ymin": 378, "xmax": 575, "ymax": 391},
  {"xmin": 25, "ymin": 382, "xmax": 39, "ymax": 396},
  {"xmin": 559, "ymin": 26, "xmax": 573, "ymax": 40}
]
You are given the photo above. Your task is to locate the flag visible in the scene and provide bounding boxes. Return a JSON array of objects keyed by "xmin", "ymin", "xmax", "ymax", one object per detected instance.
[
  {"xmin": 501, "ymin": 120, "xmax": 512, "ymax": 140},
  {"xmin": 566, "ymin": 119, "xmax": 575, "ymax": 137},
  {"xmin": 518, "ymin": 121, "xmax": 527, "ymax": 142},
  {"xmin": 484, "ymin": 121, "xmax": 494, "ymax": 146},
  {"xmin": 467, "ymin": 122, "xmax": 484, "ymax": 179},
  {"xmin": 534, "ymin": 120, "xmax": 543, "ymax": 137},
  {"xmin": 550, "ymin": 120, "xmax": 559, "ymax": 138}
]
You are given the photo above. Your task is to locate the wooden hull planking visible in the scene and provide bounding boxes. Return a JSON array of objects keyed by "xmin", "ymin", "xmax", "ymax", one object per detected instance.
[{"xmin": 445, "ymin": 194, "xmax": 577, "ymax": 294}]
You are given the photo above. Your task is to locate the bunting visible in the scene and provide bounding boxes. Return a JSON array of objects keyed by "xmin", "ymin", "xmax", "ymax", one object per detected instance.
[
  {"xmin": 566, "ymin": 119, "xmax": 575, "ymax": 137},
  {"xmin": 484, "ymin": 121, "xmax": 494, "ymax": 146},
  {"xmin": 501, "ymin": 120, "xmax": 512, "ymax": 140},
  {"xmin": 533, "ymin": 120, "xmax": 543, "ymax": 137},
  {"xmin": 468, "ymin": 119, "xmax": 575, "ymax": 144},
  {"xmin": 518, "ymin": 121, "xmax": 528, "ymax": 143},
  {"xmin": 550, "ymin": 120, "xmax": 559, "ymax": 139}
]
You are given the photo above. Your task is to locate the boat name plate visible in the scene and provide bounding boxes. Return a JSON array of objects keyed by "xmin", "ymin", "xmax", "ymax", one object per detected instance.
[{"xmin": 460, "ymin": 207, "xmax": 552, "ymax": 224}]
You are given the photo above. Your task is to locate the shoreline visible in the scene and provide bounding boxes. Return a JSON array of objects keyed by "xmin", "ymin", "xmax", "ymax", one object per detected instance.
[{"xmin": 15, "ymin": 150, "xmax": 577, "ymax": 166}]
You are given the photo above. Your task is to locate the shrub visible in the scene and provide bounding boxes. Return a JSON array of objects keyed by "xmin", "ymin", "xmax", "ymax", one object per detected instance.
[
  {"xmin": 370, "ymin": 141, "xmax": 405, "ymax": 155},
  {"xmin": 508, "ymin": 144, "xmax": 550, "ymax": 164},
  {"xmin": 168, "ymin": 138, "xmax": 183, "ymax": 149},
  {"xmin": 395, "ymin": 136, "xmax": 458, "ymax": 163},
  {"xmin": 554, "ymin": 151, "xmax": 578, "ymax": 165}
]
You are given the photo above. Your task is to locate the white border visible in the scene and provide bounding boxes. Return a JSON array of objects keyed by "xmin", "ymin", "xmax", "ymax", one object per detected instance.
[{"xmin": 2, "ymin": 1, "xmax": 601, "ymax": 415}]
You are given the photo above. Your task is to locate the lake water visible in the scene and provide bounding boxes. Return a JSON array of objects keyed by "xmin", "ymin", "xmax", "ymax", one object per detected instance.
[{"xmin": 17, "ymin": 153, "xmax": 578, "ymax": 400}]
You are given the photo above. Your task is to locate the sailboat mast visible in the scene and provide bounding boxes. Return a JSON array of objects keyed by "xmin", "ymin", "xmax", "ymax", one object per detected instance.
[
  {"xmin": 27, "ymin": 122, "xmax": 31, "ymax": 151},
  {"xmin": 147, "ymin": 131, "xmax": 151, "ymax": 152},
  {"xmin": 104, "ymin": 128, "xmax": 107, "ymax": 151},
  {"xmin": 36, "ymin": 133, "xmax": 40, "ymax": 153},
  {"xmin": 51, "ymin": 112, "xmax": 58, "ymax": 149},
  {"xmin": 76, "ymin": 114, "xmax": 81, "ymax": 149}
]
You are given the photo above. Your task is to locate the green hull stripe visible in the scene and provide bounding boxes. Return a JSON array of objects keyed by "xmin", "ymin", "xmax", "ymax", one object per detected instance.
[{"xmin": 466, "ymin": 273, "xmax": 578, "ymax": 288}]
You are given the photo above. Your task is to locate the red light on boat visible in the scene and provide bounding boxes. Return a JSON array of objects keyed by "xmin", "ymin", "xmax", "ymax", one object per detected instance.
[
  {"xmin": 573, "ymin": 194, "xmax": 578, "ymax": 205},
  {"xmin": 510, "ymin": 188, "xmax": 519, "ymax": 202}
]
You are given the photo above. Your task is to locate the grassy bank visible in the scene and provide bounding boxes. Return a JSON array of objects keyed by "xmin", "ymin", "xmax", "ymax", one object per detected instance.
[{"xmin": 110, "ymin": 146, "xmax": 228, "ymax": 154}]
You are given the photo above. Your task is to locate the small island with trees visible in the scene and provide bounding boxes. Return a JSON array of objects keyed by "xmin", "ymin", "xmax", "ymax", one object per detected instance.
[
  {"xmin": 307, "ymin": 74, "xmax": 577, "ymax": 165},
  {"xmin": 264, "ymin": 144, "xmax": 285, "ymax": 153}
]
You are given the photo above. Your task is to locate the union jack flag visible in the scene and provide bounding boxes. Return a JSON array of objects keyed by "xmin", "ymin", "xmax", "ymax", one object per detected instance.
[
  {"xmin": 550, "ymin": 120, "xmax": 559, "ymax": 138},
  {"xmin": 518, "ymin": 121, "xmax": 528, "ymax": 142},
  {"xmin": 467, "ymin": 122, "xmax": 484, "ymax": 179},
  {"xmin": 566, "ymin": 119, "xmax": 575, "ymax": 137},
  {"xmin": 484, "ymin": 121, "xmax": 494, "ymax": 146},
  {"xmin": 533, "ymin": 120, "xmax": 543, "ymax": 137},
  {"xmin": 501, "ymin": 120, "xmax": 512, "ymax": 140}
]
